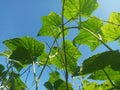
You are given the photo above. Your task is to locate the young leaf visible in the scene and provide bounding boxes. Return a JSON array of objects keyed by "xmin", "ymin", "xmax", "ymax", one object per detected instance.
[
  {"xmin": 64, "ymin": 0, "xmax": 99, "ymax": 20},
  {"xmin": 101, "ymin": 12, "xmax": 120, "ymax": 42},
  {"xmin": 73, "ymin": 16, "xmax": 103, "ymax": 51},
  {"xmin": 38, "ymin": 12, "xmax": 68, "ymax": 38}
]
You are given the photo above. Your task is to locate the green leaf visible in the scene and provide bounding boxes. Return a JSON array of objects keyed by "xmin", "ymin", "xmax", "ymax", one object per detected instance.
[
  {"xmin": 0, "ymin": 64, "xmax": 5, "ymax": 76},
  {"xmin": 64, "ymin": 0, "xmax": 99, "ymax": 20},
  {"xmin": 62, "ymin": 40, "xmax": 82, "ymax": 73},
  {"xmin": 71, "ymin": 66, "xmax": 80, "ymax": 77},
  {"xmin": 83, "ymin": 80, "xmax": 113, "ymax": 90},
  {"xmin": 38, "ymin": 52, "xmax": 51, "ymax": 66},
  {"xmin": 3, "ymin": 36, "xmax": 45, "ymax": 64},
  {"xmin": 73, "ymin": 16, "xmax": 103, "ymax": 51},
  {"xmin": 89, "ymin": 66, "xmax": 120, "ymax": 82},
  {"xmin": 0, "ymin": 50, "xmax": 24, "ymax": 71},
  {"xmin": 9, "ymin": 59, "xmax": 26, "ymax": 71},
  {"xmin": 38, "ymin": 12, "xmax": 68, "ymax": 38},
  {"xmin": 54, "ymin": 79, "xmax": 73, "ymax": 90},
  {"xmin": 44, "ymin": 82, "xmax": 53, "ymax": 90},
  {"xmin": 50, "ymin": 40, "xmax": 81, "ymax": 73},
  {"xmin": 101, "ymin": 12, "xmax": 120, "ymax": 42},
  {"xmin": 81, "ymin": 50, "xmax": 120, "ymax": 74},
  {"xmin": 49, "ymin": 71, "xmax": 60, "ymax": 84},
  {"xmin": 44, "ymin": 71, "xmax": 73, "ymax": 90},
  {"xmin": 83, "ymin": 80, "xmax": 98, "ymax": 90},
  {"xmin": 0, "ymin": 50, "xmax": 11, "ymax": 58},
  {"xmin": 8, "ymin": 72, "xmax": 27, "ymax": 90},
  {"xmin": 81, "ymin": 16, "xmax": 103, "ymax": 32},
  {"xmin": 111, "ymin": 63, "xmax": 120, "ymax": 71},
  {"xmin": 0, "ymin": 64, "xmax": 4, "ymax": 72},
  {"xmin": 9, "ymin": 47, "xmax": 31, "ymax": 64}
]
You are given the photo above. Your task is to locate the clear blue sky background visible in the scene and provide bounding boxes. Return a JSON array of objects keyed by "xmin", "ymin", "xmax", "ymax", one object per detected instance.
[{"xmin": 0, "ymin": 0, "xmax": 120, "ymax": 90}]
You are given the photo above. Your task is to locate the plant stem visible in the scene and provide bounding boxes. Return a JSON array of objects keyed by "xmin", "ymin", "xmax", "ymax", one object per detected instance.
[
  {"xmin": 20, "ymin": 65, "xmax": 32, "ymax": 76},
  {"xmin": 32, "ymin": 61, "xmax": 38, "ymax": 90},
  {"xmin": 64, "ymin": 26, "xmax": 113, "ymax": 51},
  {"xmin": 37, "ymin": 24, "xmax": 64, "ymax": 83},
  {"xmin": 81, "ymin": 26, "xmax": 113, "ymax": 51},
  {"xmin": 81, "ymin": 27, "xmax": 116, "ymax": 87},
  {"xmin": 102, "ymin": 69, "xmax": 116, "ymax": 87},
  {"xmin": 61, "ymin": 0, "xmax": 69, "ymax": 90}
]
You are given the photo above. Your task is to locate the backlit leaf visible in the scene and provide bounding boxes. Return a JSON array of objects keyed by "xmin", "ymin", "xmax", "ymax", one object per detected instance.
[
  {"xmin": 62, "ymin": 40, "xmax": 81, "ymax": 73},
  {"xmin": 64, "ymin": 0, "xmax": 98, "ymax": 20},
  {"xmin": 8, "ymin": 76, "xmax": 27, "ymax": 90},
  {"xmin": 101, "ymin": 12, "xmax": 120, "ymax": 42},
  {"xmin": 50, "ymin": 40, "xmax": 81, "ymax": 73},
  {"xmin": 3, "ymin": 36, "xmax": 45, "ymax": 64},
  {"xmin": 89, "ymin": 66, "xmax": 120, "ymax": 81},
  {"xmin": 83, "ymin": 80, "xmax": 113, "ymax": 90},
  {"xmin": 54, "ymin": 79, "xmax": 73, "ymax": 90},
  {"xmin": 0, "ymin": 50, "xmax": 11, "ymax": 58},
  {"xmin": 73, "ymin": 16, "xmax": 103, "ymax": 51},
  {"xmin": 38, "ymin": 12, "xmax": 68, "ymax": 38},
  {"xmin": 38, "ymin": 52, "xmax": 51, "ymax": 66},
  {"xmin": 81, "ymin": 50, "xmax": 120, "ymax": 74},
  {"xmin": 49, "ymin": 71, "xmax": 60, "ymax": 84}
]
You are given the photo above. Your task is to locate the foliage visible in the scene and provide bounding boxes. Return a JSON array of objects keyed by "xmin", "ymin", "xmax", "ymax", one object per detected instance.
[
  {"xmin": 0, "ymin": 0, "xmax": 120, "ymax": 90},
  {"xmin": 44, "ymin": 71, "xmax": 73, "ymax": 90}
]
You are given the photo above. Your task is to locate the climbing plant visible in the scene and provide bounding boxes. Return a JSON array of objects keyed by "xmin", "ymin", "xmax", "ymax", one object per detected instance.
[{"xmin": 1, "ymin": 0, "xmax": 120, "ymax": 90}]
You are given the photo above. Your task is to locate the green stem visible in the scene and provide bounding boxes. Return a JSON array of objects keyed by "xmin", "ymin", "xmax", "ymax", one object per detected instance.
[
  {"xmin": 62, "ymin": 0, "xmax": 69, "ymax": 90},
  {"xmin": 37, "ymin": 38, "xmax": 56, "ymax": 81},
  {"xmin": 102, "ymin": 69, "xmax": 116, "ymax": 87},
  {"xmin": 20, "ymin": 65, "xmax": 32, "ymax": 76},
  {"xmin": 81, "ymin": 26, "xmax": 113, "ymax": 51},
  {"xmin": 64, "ymin": 26, "xmax": 113, "ymax": 51}
]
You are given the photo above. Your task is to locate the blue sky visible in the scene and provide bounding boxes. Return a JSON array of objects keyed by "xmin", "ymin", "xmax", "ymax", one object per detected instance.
[{"xmin": 0, "ymin": 0, "xmax": 120, "ymax": 90}]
